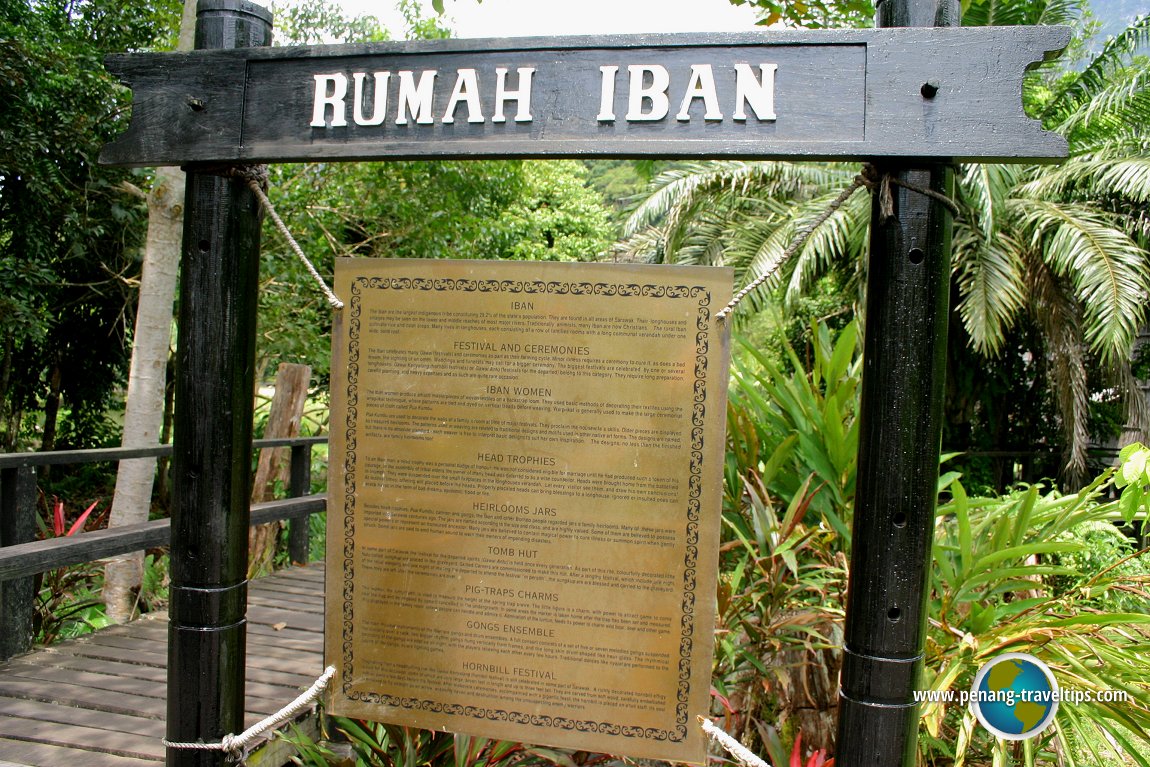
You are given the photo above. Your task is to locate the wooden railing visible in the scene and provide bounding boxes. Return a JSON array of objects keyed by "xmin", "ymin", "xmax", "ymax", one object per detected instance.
[{"xmin": 0, "ymin": 436, "xmax": 327, "ymax": 660}]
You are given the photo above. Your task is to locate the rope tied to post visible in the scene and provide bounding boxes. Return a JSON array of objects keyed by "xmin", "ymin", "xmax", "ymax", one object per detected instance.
[
  {"xmin": 713, "ymin": 162, "xmax": 960, "ymax": 321},
  {"xmin": 229, "ymin": 164, "xmax": 345, "ymax": 311},
  {"xmin": 163, "ymin": 664, "xmax": 336, "ymax": 763},
  {"xmin": 859, "ymin": 162, "xmax": 962, "ymax": 222}
]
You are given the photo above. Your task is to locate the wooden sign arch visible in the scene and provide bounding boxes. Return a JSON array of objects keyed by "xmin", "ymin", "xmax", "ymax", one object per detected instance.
[{"xmin": 99, "ymin": 4, "xmax": 1070, "ymax": 766}]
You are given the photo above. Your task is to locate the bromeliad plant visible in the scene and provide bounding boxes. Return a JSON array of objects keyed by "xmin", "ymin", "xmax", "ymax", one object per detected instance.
[{"xmin": 34, "ymin": 496, "xmax": 111, "ymax": 644}]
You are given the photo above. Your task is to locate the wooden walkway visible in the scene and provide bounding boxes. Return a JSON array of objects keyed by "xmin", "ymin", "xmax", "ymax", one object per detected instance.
[{"xmin": 0, "ymin": 564, "xmax": 325, "ymax": 766}]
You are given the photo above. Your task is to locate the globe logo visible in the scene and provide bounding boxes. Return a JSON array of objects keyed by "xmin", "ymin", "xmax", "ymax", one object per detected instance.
[{"xmin": 970, "ymin": 653, "xmax": 1059, "ymax": 740}]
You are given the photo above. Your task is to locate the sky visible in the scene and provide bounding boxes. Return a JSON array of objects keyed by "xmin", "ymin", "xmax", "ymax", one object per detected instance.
[{"xmin": 337, "ymin": 0, "xmax": 762, "ymax": 39}]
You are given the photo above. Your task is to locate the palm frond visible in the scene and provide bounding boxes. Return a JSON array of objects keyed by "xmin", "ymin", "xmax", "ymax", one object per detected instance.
[
  {"xmin": 1034, "ymin": 0, "xmax": 1084, "ymax": 26},
  {"xmin": 1055, "ymin": 63, "xmax": 1150, "ymax": 140},
  {"xmin": 782, "ymin": 188, "xmax": 870, "ymax": 307},
  {"xmin": 952, "ymin": 225, "xmax": 1028, "ymax": 355},
  {"xmin": 1010, "ymin": 198, "xmax": 1150, "ymax": 363},
  {"xmin": 623, "ymin": 161, "xmax": 850, "ymax": 239},
  {"xmin": 623, "ymin": 161, "xmax": 728, "ymax": 237},
  {"xmin": 612, "ymin": 225, "xmax": 665, "ymax": 263},
  {"xmin": 1111, "ymin": 359, "xmax": 1150, "ymax": 447},
  {"xmin": 1019, "ymin": 149, "xmax": 1150, "ymax": 205},
  {"xmin": 963, "ymin": 0, "xmax": 1081, "ymax": 27},
  {"xmin": 1026, "ymin": 255, "xmax": 1089, "ymax": 483},
  {"xmin": 671, "ymin": 206, "xmax": 742, "ymax": 267},
  {"xmin": 960, "ymin": 162, "xmax": 1025, "ymax": 242},
  {"xmin": 716, "ymin": 216, "xmax": 797, "ymax": 321},
  {"xmin": 1041, "ymin": 14, "xmax": 1150, "ymax": 124}
]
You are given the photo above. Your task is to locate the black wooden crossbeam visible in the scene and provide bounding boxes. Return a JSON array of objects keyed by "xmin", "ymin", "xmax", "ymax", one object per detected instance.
[{"xmin": 100, "ymin": 26, "xmax": 1070, "ymax": 166}]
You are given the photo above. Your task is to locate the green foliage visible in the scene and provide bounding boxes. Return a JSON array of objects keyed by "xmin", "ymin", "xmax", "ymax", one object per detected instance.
[
  {"xmin": 726, "ymin": 321, "xmax": 860, "ymax": 541},
  {"xmin": 727, "ymin": 0, "xmax": 874, "ymax": 29},
  {"xmin": 942, "ymin": 322, "xmax": 1066, "ymax": 495},
  {"xmin": 1050, "ymin": 519, "xmax": 1150, "ymax": 613},
  {"xmin": 1115, "ymin": 441, "xmax": 1150, "ymax": 522},
  {"xmin": 623, "ymin": 10, "xmax": 1150, "ymax": 482},
  {"xmin": 31, "ymin": 494, "xmax": 110, "ymax": 643},
  {"xmin": 273, "ymin": 0, "xmax": 390, "ymax": 45},
  {"xmin": 581, "ymin": 160, "xmax": 657, "ymax": 230},
  {"xmin": 719, "ymin": 319, "xmax": 1150, "ymax": 764},
  {"xmin": 284, "ymin": 716, "xmax": 606, "ymax": 767},
  {"xmin": 33, "ymin": 492, "xmax": 170, "ymax": 641},
  {"xmin": 714, "ymin": 320, "xmax": 857, "ymax": 754},
  {"xmin": 258, "ymin": 158, "xmax": 615, "ymax": 383},
  {"xmin": 921, "ymin": 473, "xmax": 1150, "ymax": 765},
  {"xmin": 724, "ymin": 0, "xmax": 1084, "ymax": 30},
  {"xmin": 138, "ymin": 552, "xmax": 170, "ymax": 613},
  {"xmin": 0, "ymin": 0, "xmax": 181, "ymax": 451},
  {"xmin": 34, "ymin": 563, "xmax": 111, "ymax": 645},
  {"xmin": 495, "ymin": 162, "xmax": 615, "ymax": 262}
]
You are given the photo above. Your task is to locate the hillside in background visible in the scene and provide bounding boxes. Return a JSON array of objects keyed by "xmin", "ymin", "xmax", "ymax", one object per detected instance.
[{"xmin": 1091, "ymin": 0, "xmax": 1147, "ymax": 41}]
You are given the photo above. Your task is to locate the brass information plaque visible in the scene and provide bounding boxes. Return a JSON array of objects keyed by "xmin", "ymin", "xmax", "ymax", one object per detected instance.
[{"xmin": 327, "ymin": 259, "xmax": 732, "ymax": 763}]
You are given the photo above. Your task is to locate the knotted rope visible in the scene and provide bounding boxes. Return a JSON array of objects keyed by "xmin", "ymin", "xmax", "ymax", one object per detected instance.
[
  {"xmin": 714, "ymin": 162, "xmax": 960, "ymax": 321},
  {"xmin": 163, "ymin": 664, "xmax": 336, "ymax": 763},
  {"xmin": 230, "ymin": 165, "xmax": 345, "ymax": 310}
]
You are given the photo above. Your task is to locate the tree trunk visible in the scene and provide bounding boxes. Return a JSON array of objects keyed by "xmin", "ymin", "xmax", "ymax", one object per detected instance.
[
  {"xmin": 248, "ymin": 363, "xmax": 311, "ymax": 577},
  {"xmin": 41, "ymin": 364, "xmax": 62, "ymax": 453},
  {"xmin": 102, "ymin": 0, "xmax": 197, "ymax": 624},
  {"xmin": 0, "ymin": 338, "xmax": 14, "ymax": 451}
]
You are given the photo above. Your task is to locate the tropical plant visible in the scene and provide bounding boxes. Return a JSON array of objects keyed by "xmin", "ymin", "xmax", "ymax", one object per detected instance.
[
  {"xmin": 284, "ymin": 715, "xmax": 611, "ymax": 767},
  {"xmin": 726, "ymin": 321, "xmax": 861, "ymax": 539},
  {"xmin": 32, "ymin": 496, "xmax": 111, "ymax": 643},
  {"xmin": 919, "ymin": 471, "xmax": 1150, "ymax": 766},
  {"xmin": 716, "ymin": 321, "xmax": 858, "ymax": 754},
  {"xmin": 1116, "ymin": 440, "xmax": 1150, "ymax": 522},
  {"xmin": 620, "ymin": 10, "xmax": 1150, "ymax": 483},
  {"xmin": 727, "ymin": 0, "xmax": 873, "ymax": 29},
  {"xmin": 258, "ymin": 157, "xmax": 616, "ymax": 385},
  {"xmin": 0, "ymin": 0, "xmax": 183, "ymax": 452},
  {"xmin": 787, "ymin": 732, "xmax": 835, "ymax": 767},
  {"xmin": 720, "ymin": 317, "xmax": 1150, "ymax": 764}
]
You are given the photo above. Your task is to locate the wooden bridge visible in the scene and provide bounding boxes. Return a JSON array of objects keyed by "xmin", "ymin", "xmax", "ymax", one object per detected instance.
[
  {"xmin": 0, "ymin": 563, "xmax": 324, "ymax": 766},
  {"xmin": 0, "ymin": 438, "xmax": 328, "ymax": 767}
]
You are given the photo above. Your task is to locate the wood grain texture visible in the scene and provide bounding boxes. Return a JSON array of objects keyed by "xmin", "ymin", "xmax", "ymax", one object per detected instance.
[
  {"xmin": 0, "ymin": 468, "xmax": 37, "ymax": 660},
  {"xmin": 0, "ymin": 564, "xmax": 325, "ymax": 766},
  {"xmin": 100, "ymin": 27, "xmax": 1070, "ymax": 166}
]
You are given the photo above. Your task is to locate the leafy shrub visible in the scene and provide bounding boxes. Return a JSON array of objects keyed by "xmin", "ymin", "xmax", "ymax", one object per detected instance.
[{"xmin": 921, "ymin": 475, "xmax": 1150, "ymax": 765}]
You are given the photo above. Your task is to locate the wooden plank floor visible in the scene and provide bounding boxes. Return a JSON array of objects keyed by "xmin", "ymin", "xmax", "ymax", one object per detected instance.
[{"xmin": 0, "ymin": 563, "xmax": 325, "ymax": 766}]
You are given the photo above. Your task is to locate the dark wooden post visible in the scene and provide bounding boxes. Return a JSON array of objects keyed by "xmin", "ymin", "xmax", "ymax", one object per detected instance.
[
  {"xmin": 287, "ymin": 443, "xmax": 312, "ymax": 564},
  {"xmin": 166, "ymin": 2, "xmax": 271, "ymax": 764},
  {"xmin": 0, "ymin": 466, "xmax": 38, "ymax": 661},
  {"xmin": 835, "ymin": 1, "xmax": 958, "ymax": 764}
]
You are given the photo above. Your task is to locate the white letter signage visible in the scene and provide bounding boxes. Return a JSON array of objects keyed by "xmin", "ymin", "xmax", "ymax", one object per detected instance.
[{"xmin": 102, "ymin": 27, "xmax": 1070, "ymax": 166}]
